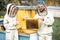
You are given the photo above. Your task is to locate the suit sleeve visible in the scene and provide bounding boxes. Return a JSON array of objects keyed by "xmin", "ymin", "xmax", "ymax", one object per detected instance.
[
  {"xmin": 43, "ymin": 13, "xmax": 54, "ymax": 25},
  {"xmin": 3, "ymin": 16, "xmax": 13, "ymax": 29}
]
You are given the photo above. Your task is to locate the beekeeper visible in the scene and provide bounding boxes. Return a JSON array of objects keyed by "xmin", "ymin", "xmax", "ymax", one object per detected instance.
[
  {"xmin": 4, "ymin": 3, "xmax": 19, "ymax": 40},
  {"xmin": 34, "ymin": 4, "xmax": 54, "ymax": 40}
]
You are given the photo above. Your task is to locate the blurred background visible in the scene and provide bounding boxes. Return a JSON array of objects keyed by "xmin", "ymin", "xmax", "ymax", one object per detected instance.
[{"xmin": 0, "ymin": 0, "xmax": 60, "ymax": 40}]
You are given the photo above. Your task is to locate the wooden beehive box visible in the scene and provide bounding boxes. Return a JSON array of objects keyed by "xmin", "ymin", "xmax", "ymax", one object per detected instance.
[{"xmin": 16, "ymin": 6, "xmax": 40, "ymax": 34}]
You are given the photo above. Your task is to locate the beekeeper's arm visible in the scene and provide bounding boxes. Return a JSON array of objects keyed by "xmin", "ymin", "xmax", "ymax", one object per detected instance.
[
  {"xmin": 43, "ymin": 14, "xmax": 54, "ymax": 26},
  {"xmin": 3, "ymin": 17, "xmax": 13, "ymax": 29},
  {"xmin": 13, "ymin": 20, "xmax": 20, "ymax": 26}
]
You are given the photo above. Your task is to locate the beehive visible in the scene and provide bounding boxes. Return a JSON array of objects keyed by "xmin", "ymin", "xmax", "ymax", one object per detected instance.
[{"xmin": 16, "ymin": 6, "xmax": 40, "ymax": 34}]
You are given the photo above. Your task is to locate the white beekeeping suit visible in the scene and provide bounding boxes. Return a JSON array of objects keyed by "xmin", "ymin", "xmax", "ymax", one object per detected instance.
[
  {"xmin": 34, "ymin": 4, "xmax": 54, "ymax": 40},
  {"xmin": 4, "ymin": 3, "xmax": 18, "ymax": 40}
]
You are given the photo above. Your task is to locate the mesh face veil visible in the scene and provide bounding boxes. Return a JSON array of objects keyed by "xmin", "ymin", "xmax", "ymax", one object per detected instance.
[
  {"xmin": 37, "ymin": 4, "xmax": 47, "ymax": 16},
  {"xmin": 7, "ymin": 4, "xmax": 18, "ymax": 17},
  {"xmin": 9, "ymin": 6, "xmax": 18, "ymax": 17}
]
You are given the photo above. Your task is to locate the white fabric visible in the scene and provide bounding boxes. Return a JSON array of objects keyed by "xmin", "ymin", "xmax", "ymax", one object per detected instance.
[
  {"xmin": 33, "ymin": 10, "xmax": 54, "ymax": 40},
  {"xmin": 39, "ymin": 34, "xmax": 52, "ymax": 40},
  {"xmin": 4, "ymin": 16, "xmax": 17, "ymax": 29},
  {"xmin": 34, "ymin": 11, "xmax": 54, "ymax": 35},
  {"xmin": 6, "ymin": 29, "xmax": 18, "ymax": 40},
  {"xmin": 4, "ymin": 4, "xmax": 18, "ymax": 40},
  {"xmin": 4, "ymin": 16, "xmax": 18, "ymax": 40}
]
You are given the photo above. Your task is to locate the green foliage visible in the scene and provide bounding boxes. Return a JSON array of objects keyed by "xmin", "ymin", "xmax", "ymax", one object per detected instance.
[
  {"xmin": 0, "ymin": 11, "xmax": 6, "ymax": 16},
  {"xmin": 0, "ymin": 0, "xmax": 20, "ymax": 17},
  {"xmin": 53, "ymin": 18, "xmax": 60, "ymax": 40},
  {"xmin": 0, "ymin": 0, "xmax": 6, "ymax": 11}
]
